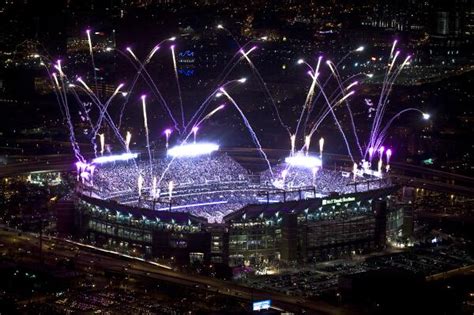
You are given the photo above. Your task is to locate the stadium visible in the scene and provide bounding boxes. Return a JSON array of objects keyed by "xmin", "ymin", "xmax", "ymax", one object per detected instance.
[
  {"xmin": 49, "ymin": 37, "xmax": 420, "ymax": 267},
  {"xmin": 61, "ymin": 143, "xmax": 404, "ymax": 267}
]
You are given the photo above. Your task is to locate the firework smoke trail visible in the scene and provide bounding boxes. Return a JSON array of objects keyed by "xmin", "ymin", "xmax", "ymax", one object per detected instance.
[
  {"xmin": 141, "ymin": 95, "xmax": 154, "ymax": 178},
  {"xmin": 48, "ymin": 60, "xmax": 141, "ymax": 176},
  {"xmin": 319, "ymin": 137, "xmax": 325, "ymax": 159},
  {"xmin": 70, "ymin": 83, "xmax": 125, "ymax": 151},
  {"xmin": 309, "ymin": 82, "xmax": 356, "ymax": 162},
  {"xmin": 86, "ymin": 29, "xmax": 99, "ymax": 95},
  {"xmin": 126, "ymin": 47, "xmax": 182, "ymax": 132},
  {"xmin": 49, "ymin": 69, "xmax": 84, "ymax": 162},
  {"xmin": 99, "ymin": 133, "xmax": 105, "ymax": 155},
  {"xmin": 42, "ymin": 61, "xmax": 66, "ymax": 120},
  {"xmin": 303, "ymin": 72, "xmax": 366, "ymax": 139},
  {"xmin": 367, "ymin": 43, "xmax": 399, "ymax": 154},
  {"xmin": 117, "ymin": 40, "xmax": 171, "ymax": 128},
  {"xmin": 220, "ymin": 88, "xmax": 274, "ymax": 179},
  {"xmin": 118, "ymin": 48, "xmax": 181, "ymax": 132},
  {"xmin": 239, "ymin": 47, "xmax": 292, "ymax": 136},
  {"xmin": 290, "ymin": 134, "xmax": 296, "ymax": 156},
  {"xmin": 294, "ymin": 56, "xmax": 322, "ymax": 143},
  {"xmin": 125, "ymin": 131, "xmax": 132, "ymax": 152},
  {"xmin": 193, "ymin": 32, "xmax": 290, "ymax": 135},
  {"xmin": 373, "ymin": 108, "xmax": 425, "ymax": 150},
  {"xmin": 157, "ymin": 104, "xmax": 225, "ymax": 188},
  {"xmin": 170, "ymin": 45, "xmax": 186, "ymax": 129},
  {"xmin": 368, "ymin": 52, "xmax": 410, "ymax": 156},
  {"xmin": 390, "ymin": 40, "xmax": 398, "ymax": 59},
  {"xmin": 184, "ymin": 77, "xmax": 246, "ymax": 136},
  {"xmin": 184, "ymin": 62, "xmax": 245, "ymax": 129},
  {"xmin": 68, "ymin": 81, "xmax": 141, "ymax": 176},
  {"xmin": 216, "ymin": 26, "xmax": 290, "ymax": 134},
  {"xmin": 376, "ymin": 55, "xmax": 412, "ymax": 128},
  {"xmin": 117, "ymin": 47, "xmax": 158, "ymax": 128},
  {"xmin": 326, "ymin": 60, "xmax": 363, "ymax": 157},
  {"xmin": 52, "ymin": 61, "xmax": 86, "ymax": 162},
  {"xmin": 78, "ymin": 78, "xmax": 124, "ymax": 157},
  {"xmin": 214, "ymin": 26, "xmax": 259, "ymax": 84},
  {"xmin": 302, "ymin": 46, "xmax": 364, "ymax": 135},
  {"xmin": 185, "ymin": 41, "xmax": 265, "ymax": 134},
  {"xmin": 138, "ymin": 174, "xmax": 144, "ymax": 197}
]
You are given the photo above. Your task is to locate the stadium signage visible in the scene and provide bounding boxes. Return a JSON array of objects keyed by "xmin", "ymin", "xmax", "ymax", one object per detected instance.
[
  {"xmin": 322, "ymin": 196, "xmax": 355, "ymax": 205},
  {"xmin": 252, "ymin": 300, "xmax": 271, "ymax": 311}
]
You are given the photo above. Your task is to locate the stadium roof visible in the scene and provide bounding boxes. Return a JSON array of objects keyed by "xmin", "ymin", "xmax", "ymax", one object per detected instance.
[
  {"xmin": 223, "ymin": 186, "xmax": 399, "ymax": 222},
  {"xmin": 79, "ymin": 194, "xmax": 208, "ymax": 225}
]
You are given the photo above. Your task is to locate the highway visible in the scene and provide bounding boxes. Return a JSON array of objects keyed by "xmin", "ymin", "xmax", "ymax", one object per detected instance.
[{"xmin": 0, "ymin": 228, "xmax": 347, "ymax": 314}]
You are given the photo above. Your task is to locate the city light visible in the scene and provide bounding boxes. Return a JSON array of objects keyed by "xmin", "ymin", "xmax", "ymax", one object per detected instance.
[
  {"xmin": 167, "ymin": 142, "xmax": 219, "ymax": 157},
  {"xmin": 91, "ymin": 153, "xmax": 138, "ymax": 164},
  {"xmin": 285, "ymin": 153, "xmax": 322, "ymax": 169}
]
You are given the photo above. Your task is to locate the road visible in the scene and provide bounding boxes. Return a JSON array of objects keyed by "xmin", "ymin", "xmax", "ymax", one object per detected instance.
[{"xmin": 0, "ymin": 228, "xmax": 347, "ymax": 314}]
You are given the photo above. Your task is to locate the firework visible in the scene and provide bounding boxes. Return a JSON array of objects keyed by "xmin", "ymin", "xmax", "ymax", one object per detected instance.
[
  {"xmin": 290, "ymin": 134, "xmax": 296, "ymax": 156},
  {"xmin": 220, "ymin": 87, "xmax": 274, "ymax": 178},
  {"xmin": 192, "ymin": 126, "xmax": 199, "ymax": 143},
  {"xmin": 319, "ymin": 137, "xmax": 325, "ymax": 158},
  {"xmin": 99, "ymin": 133, "xmax": 105, "ymax": 155},
  {"xmin": 125, "ymin": 131, "xmax": 132, "ymax": 152},
  {"xmin": 164, "ymin": 128, "xmax": 172, "ymax": 148}
]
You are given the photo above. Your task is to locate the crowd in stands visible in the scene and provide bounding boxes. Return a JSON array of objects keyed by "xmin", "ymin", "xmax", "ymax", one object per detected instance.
[
  {"xmin": 84, "ymin": 153, "xmax": 391, "ymax": 223},
  {"xmin": 261, "ymin": 163, "xmax": 390, "ymax": 195}
]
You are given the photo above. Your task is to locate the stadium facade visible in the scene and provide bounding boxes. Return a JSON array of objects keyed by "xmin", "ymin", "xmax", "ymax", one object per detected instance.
[
  {"xmin": 60, "ymin": 186, "xmax": 404, "ymax": 267},
  {"xmin": 224, "ymin": 187, "xmax": 398, "ymax": 266}
]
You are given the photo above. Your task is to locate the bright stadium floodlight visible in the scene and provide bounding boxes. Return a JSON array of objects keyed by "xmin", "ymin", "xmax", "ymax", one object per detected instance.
[
  {"xmin": 92, "ymin": 153, "xmax": 138, "ymax": 164},
  {"xmin": 285, "ymin": 153, "xmax": 322, "ymax": 169},
  {"xmin": 422, "ymin": 113, "xmax": 430, "ymax": 120},
  {"xmin": 167, "ymin": 142, "xmax": 219, "ymax": 158}
]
